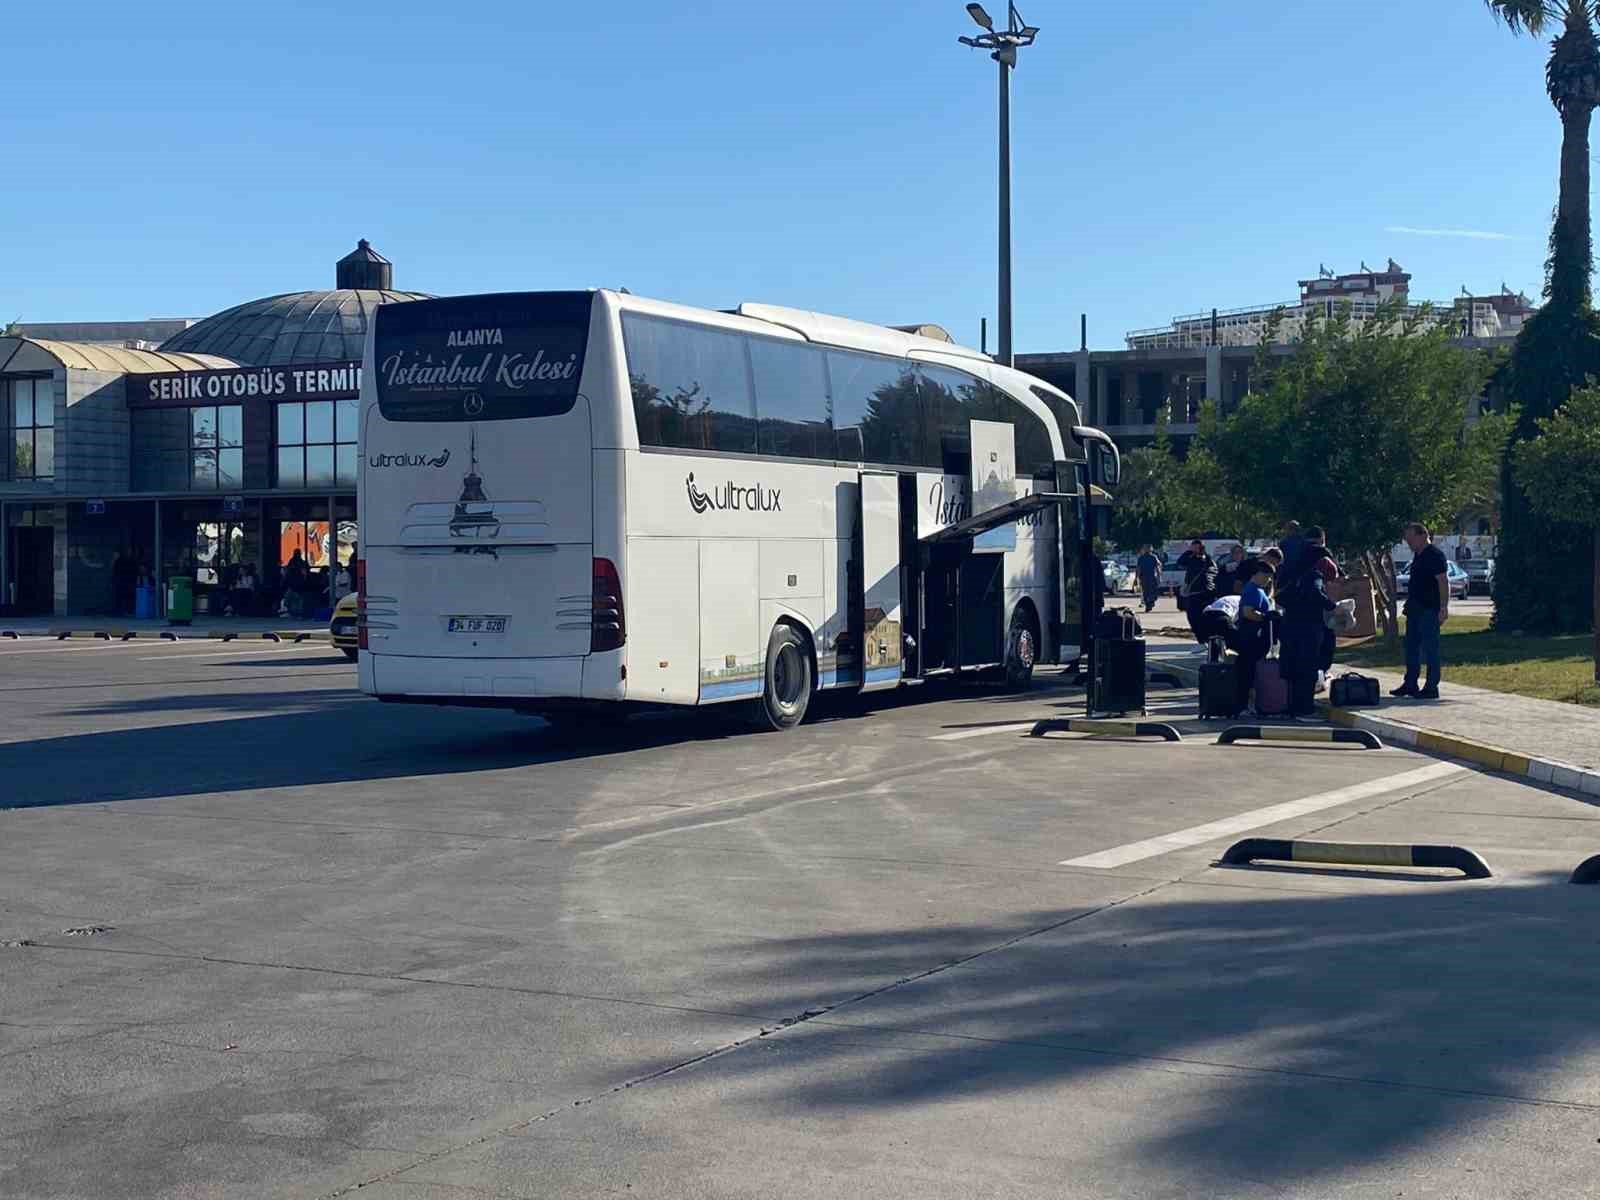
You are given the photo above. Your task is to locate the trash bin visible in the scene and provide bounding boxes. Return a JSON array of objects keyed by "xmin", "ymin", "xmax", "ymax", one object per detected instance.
[
  {"xmin": 135, "ymin": 584, "xmax": 158, "ymax": 620},
  {"xmin": 165, "ymin": 576, "xmax": 193, "ymax": 626}
]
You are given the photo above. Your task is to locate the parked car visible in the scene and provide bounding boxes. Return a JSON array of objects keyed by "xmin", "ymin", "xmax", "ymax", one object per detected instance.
[
  {"xmin": 1396, "ymin": 561, "xmax": 1470, "ymax": 601},
  {"xmin": 330, "ymin": 591, "xmax": 358, "ymax": 660},
  {"xmin": 1102, "ymin": 560, "xmax": 1137, "ymax": 596},
  {"xmin": 1464, "ymin": 558, "xmax": 1495, "ymax": 596}
]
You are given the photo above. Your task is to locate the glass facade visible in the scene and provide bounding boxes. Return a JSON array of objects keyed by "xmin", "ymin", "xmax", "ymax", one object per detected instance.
[
  {"xmin": 7, "ymin": 377, "xmax": 55, "ymax": 480},
  {"xmin": 276, "ymin": 398, "xmax": 357, "ymax": 489},
  {"xmin": 130, "ymin": 405, "xmax": 242, "ymax": 492}
]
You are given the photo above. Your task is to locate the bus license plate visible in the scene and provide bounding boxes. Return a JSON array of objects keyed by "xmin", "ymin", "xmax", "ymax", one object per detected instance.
[{"xmin": 447, "ymin": 616, "xmax": 507, "ymax": 634}]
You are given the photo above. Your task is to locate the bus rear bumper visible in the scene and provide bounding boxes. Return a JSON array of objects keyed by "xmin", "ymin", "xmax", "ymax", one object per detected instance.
[{"xmin": 362, "ymin": 653, "xmax": 626, "ymax": 704}]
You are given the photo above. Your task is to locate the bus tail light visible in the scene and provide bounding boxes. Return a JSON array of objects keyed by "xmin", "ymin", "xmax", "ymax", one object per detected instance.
[
  {"xmin": 592, "ymin": 557, "xmax": 625, "ymax": 652},
  {"xmin": 356, "ymin": 557, "xmax": 368, "ymax": 651}
]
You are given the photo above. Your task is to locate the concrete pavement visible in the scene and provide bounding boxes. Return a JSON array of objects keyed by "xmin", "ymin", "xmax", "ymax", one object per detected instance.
[{"xmin": 4, "ymin": 641, "xmax": 1600, "ymax": 1198}]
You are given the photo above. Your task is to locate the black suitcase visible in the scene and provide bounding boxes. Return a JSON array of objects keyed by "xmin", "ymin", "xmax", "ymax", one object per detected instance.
[
  {"xmin": 1095, "ymin": 607, "xmax": 1143, "ymax": 642},
  {"xmin": 1329, "ymin": 672, "xmax": 1380, "ymax": 708},
  {"xmin": 1199, "ymin": 660, "xmax": 1243, "ymax": 718},
  {"xmin": 1095, "ymin": 635, "xmax": 1147, "ymax": 715}
]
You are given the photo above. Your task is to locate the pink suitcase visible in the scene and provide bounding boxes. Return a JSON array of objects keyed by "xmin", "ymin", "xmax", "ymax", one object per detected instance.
[{"xmin": 1253, "ymin": 659, "xmax": 1289, "ymax": 715}]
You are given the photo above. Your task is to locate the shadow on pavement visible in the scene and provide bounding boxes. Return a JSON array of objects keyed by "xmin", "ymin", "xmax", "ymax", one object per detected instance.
[
  {"xmin": 0, "ymin": 705, "xmax": 752, "ymax": 810},
  {"xmin": 687, "ymin": 880, "xmax": 1597, "ymax": 1187}
]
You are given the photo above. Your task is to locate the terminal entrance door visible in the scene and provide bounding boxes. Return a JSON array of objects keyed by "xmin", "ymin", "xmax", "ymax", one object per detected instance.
[{"xmin": 8, "ymin": 527, "xmax": 53, "ymax": 614}]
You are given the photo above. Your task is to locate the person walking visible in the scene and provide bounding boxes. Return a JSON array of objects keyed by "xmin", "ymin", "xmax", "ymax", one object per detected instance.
[
  {"xmin": 1277, "ymin": 525, "xmax": 1335, "ymax": 720},
  {"xmin": 1176, "ymin": 539, "xmax": 1217, "ymax": 643},
  {"xmin": 1136, "ymin": 544, "xmax": 1161, "ymax": 613},
  {"xmin": 1393, "ymin": 522, "xmax": 1449, "ymax": 700}
]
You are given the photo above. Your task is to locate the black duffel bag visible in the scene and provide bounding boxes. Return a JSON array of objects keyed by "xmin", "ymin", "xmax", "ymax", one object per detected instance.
[{"xmin": 1329, "ymin": 672, "xmax": 1380, "ymax": 708}]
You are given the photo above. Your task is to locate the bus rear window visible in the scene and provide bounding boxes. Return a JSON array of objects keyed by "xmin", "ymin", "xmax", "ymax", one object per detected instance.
[{"xmin": 374, "ymin": 292, "xmax": 590, "ymax": 422}]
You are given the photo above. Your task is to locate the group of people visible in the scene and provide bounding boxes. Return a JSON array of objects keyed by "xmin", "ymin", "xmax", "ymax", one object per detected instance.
[
  {"xmin": 1142, "ymin": 519, "xmax": 1449, "ymax": 718},
  {"xmin": 1177, "ymin": 523, "xmax": 1341, "ymax": 720}
]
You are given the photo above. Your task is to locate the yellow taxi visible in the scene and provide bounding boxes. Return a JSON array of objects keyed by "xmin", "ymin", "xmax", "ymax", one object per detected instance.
[{"xmin": 330, "ymin": 592, "xmax": 358, "ymax": 660}]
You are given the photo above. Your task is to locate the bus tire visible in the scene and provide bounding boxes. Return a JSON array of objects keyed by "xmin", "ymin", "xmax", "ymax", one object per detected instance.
[
  {"xmin": 754, "ymin": 623, "xmax": 812, "ymax": 731},
  {"xmin": 1004, "ymin": 607, "xmax": 1039, "ymax": 691}
]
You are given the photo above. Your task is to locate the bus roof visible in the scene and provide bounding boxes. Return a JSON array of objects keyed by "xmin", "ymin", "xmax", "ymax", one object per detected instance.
[{"xmin": 736, "ymin": 302, "xmax": 991, "ymax": 363}]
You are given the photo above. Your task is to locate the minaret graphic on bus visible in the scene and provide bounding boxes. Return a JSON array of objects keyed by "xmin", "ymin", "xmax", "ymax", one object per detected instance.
[{"xmin": 450, "ymin": 426, "xmax": 500, "ymax": 539}]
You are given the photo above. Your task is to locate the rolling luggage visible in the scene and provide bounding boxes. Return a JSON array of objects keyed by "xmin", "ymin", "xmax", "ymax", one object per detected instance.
[
  {"xmin": 1095, "ymin": 635, "xmax": 1147, "ymax": 715},
  {"xmin": 1253, "ymin": 658, "xmax": 1289, "ymax": 716},
  {"xmin": 1095, "ymin": 607, "xmax": 1143, "ymax": 642},
  {"xmin": 1199, "ymin": 660, "xmax": 1243, "ymax": 719}
]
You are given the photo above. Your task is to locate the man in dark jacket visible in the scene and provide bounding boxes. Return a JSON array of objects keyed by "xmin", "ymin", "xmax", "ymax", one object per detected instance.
[
  {"xmin": 1176, "ymin": 539, "xmax": 1217, "ymax": 643},
  {"xmin": 1213, "ymin": 543, "xmax": 1247, "ymax": 598},
  {"xmin": 1278, "ymin": 525, "xmax": 1336, "ymax": 719}
]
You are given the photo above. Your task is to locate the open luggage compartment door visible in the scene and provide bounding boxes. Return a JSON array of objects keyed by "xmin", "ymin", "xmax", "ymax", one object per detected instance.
[{"xmin": 855, "ymin": 471, "xmax": 903, "ymax": 693}]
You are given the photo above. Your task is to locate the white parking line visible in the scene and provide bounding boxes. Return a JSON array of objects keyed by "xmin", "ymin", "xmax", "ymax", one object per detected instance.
[
  {"xmin": 1059, "ymin": 761, "xmax": 1469, "ymax": 869},
  {"xmin": 930, "ymin": 722, "xmax": 1040, "ymax": 741},
  {"xmin": 135, "ymin": 646, "xmax": 342, "ymax": 662}
]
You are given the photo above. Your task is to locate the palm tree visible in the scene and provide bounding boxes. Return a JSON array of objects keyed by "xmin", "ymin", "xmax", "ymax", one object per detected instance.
[{"xmin": 1486, "ymin": 2, "xmax": 1600, "ymax": 309}]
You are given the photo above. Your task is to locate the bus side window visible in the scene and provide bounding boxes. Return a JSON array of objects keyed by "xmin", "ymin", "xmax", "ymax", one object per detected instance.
[
  {"xmin": 623, "ymin": 314, "xmax": 757, "ymax": 454},
  {"xmin": 827, "ymin": 350, "xmax": 919, "ymax": 467},
  {"xmin": 750, "ymin": 338, "xmax": 833, "ymax": 460}
]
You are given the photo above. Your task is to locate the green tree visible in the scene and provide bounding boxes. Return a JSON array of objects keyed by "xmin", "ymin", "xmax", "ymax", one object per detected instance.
[
  {"xmin": 1106, "ymin": 441, "xmax": 1180, "ymax": 552},
  {"xmin": 1208, "ymin": 305, "xmax": 1513, "ymax": 645},
  {"xmin": 1511, "ymin": 384, "xmax": 1600, "ymax": 680},
  {"xmin": 1172, "ymin": 402, "xmax": 1277, "ymax": 541},
  {"xmin": 1484, "ymin": 1, "xmax": 1600, "ymax": 632}
]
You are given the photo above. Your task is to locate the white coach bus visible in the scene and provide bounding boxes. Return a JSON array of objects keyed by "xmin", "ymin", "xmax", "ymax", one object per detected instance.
[{"xmin": 356, "ymin": 290, "xmax": 1110, "ymax": 730}]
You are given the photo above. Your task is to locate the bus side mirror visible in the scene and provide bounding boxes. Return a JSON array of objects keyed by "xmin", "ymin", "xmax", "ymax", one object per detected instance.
[{"xmin": 1095, "ymin": 442, "xmax": 1119, "ymax": 487}]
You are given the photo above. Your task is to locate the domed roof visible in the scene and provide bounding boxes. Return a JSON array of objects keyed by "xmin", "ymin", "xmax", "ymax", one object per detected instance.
[{"xmin": 160, "ymin": 288, "xmax": 429, "ymax": 366}]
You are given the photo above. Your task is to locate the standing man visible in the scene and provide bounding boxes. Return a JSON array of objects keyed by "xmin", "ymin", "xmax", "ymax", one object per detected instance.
[
  {"xmin": 1136, "ymin": 544, "xmax": 1161, "ymax": 614},
  {"xmin": 1393, "ymin": 522, "xmax": 1449, "ymax": 700},
  {"xmin": 1454, "ymin": 539, "xmax": 1472, "ymax": 564},
  {"xmin": 1278, "ymin": 525, "xmax": 1335, "ymax": 720},
  {"xmin": 1214, "ymin": 543, "xmax": 1248, "ymax": 598},
  {"xmin": 1176, "ymin": 538, "xmax": 1217, "ymax": 643}
]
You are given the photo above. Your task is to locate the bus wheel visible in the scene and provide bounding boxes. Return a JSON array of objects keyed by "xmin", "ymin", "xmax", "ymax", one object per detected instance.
[
  {"xmin": 754, "ymin": 624, "xmax": 812, "ymax": 731},
  {"xmin": 1004, "ymin": 610, "xmax": 1038, "ymax": 691}
]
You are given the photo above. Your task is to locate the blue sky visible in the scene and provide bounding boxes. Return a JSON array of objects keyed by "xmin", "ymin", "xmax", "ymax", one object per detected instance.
[{"xmin": 1, "ymin": 1, "xmax": 1563, "ymax": 351}]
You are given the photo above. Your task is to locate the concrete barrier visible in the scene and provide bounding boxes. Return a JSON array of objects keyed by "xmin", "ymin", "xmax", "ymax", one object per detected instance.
[
  {"xmin": 1221, "ymin": 837, "xmax": 1492, "ymax": 878},
  {"xmin": 1031, "ymin": 718, "xmax": 1183, "ymax": 742},
  {"xmin": 1217, "ymin": 725, "xmax": 1382, "ymax": 750}
]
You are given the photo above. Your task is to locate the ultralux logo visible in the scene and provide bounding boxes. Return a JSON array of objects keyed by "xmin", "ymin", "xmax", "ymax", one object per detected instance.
[{"xmin": 686, "ymin": 473, "xmax": 782, "ymax": 514}]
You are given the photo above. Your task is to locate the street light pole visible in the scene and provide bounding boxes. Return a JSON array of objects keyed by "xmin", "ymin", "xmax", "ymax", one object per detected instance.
[
  {"xmin": 960, "ymin": 3, "xmax": 1037, "ymax": 369},
  {"xmin": 997, "ymin": 49, "xmax": 1011, "ymax": 367}
]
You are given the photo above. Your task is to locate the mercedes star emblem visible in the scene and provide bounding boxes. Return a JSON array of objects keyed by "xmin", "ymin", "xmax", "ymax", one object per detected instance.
[{"xmin": 463, "ymin": 392, "xmax": 485, "ymax": 417}]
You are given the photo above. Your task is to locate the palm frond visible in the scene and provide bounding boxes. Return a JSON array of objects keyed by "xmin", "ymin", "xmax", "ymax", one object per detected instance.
[{"xmin": 1483, "ymin": 0, "xmax": 1563, "ymax": 36}]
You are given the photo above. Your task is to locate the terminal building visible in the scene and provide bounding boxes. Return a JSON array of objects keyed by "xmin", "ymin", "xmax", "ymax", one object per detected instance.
[{"xmin": 1, "ymin": 240, "xmax": 427, "ymax": 617}]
